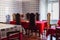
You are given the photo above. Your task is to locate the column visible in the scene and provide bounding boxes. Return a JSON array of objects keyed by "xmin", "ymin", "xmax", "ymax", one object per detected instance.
[{"xmin": 59, "ymin": 0, "xmax": 60, "ymax": 19}]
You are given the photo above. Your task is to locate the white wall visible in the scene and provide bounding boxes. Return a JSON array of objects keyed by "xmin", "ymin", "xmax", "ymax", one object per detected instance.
[
  {"xmin": 0, "ymin": 0, "xmax": 22, "ymax": 22},
  {"xmin": 39, "ymin": 0, "xmax": 48, "ymax": 21},
  {"xmin": 59, "ymin": 0, "xmax": 60, "ymax": 19},
  {"xmin": 22, "ymin": 0, "xmax": 39, "ymax": 14},
  {"xmin": 0, "ymin": 0, "xmax": 40, "ymax": 22}
]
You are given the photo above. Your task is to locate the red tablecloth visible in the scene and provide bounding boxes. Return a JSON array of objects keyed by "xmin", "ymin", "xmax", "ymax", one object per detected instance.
[
  {"xmin": 10, "ymin": 21, "xmax": 47, "ymax": 34},
  {"xmin": 46, "ymin": 27, "xmax": 60, "ymax": 37},
  {"xmin": 36, "ymin": 21, "xmax": 47, "ymax": 34},
  {"xmin": 46, "ymin": 28, "xmax": 55, "ymax": 37},
  {"xmin": 10, "ymin": 21, "xmax": 16, "ymax": 24}
]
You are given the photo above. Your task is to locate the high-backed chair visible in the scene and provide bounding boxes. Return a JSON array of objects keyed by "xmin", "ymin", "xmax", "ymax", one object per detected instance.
[
  {"xmin": 26, "ymin": 13, "xmax": 30, "ymax": 20},
  {"xmin": 12, "ymin": 13, "xmax": 16, "ymax": 21},
  {"xmin": 36, "ymin": 13, "xmax": 40, "ymax": 21},
  {"xmin": 28, "ymin": 13, "xmax": 37, "ymax": 36},
  {"xmin": 29, "ymin": 13, "xmax": 36, "ymax": 30},
  {"xmin": 47, "ymin": 13, "xmax": 51, "ymax": 28},
  {"xmin": 15, "ymin": 13, "xmax": 21, "ymax": 25}
]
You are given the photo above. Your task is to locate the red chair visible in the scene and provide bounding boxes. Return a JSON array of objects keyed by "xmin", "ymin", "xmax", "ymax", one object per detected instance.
[{"xmin": 57, "ymin": 20, "xmax": 60, "ymax": 26}]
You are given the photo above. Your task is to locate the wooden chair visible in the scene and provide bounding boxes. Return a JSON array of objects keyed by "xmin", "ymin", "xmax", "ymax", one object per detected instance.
[
  {"xmin": 7, "ymin": 31, "xmax": 20, "ymax": 40},
  {"xmin": 12, "ymin": 13, "xmax": 16, "ymax": 21},
  {"xmin": 47, "ymin": 13, "xmax": 51, "ymax": 29},
  {"xmin": 15, "ymin": 13, "xmax": 21, "ymax": 25},
  {"xmin": 28, "ymin": 13, "xmax": 38, "ymax": 36},
  {"xmin": 36, "ymin": 13, "xmax": 40, "ymax": 21},
  {"xmin": 26, "ymin": 13, "xmax": 30, "ymax": 20}
]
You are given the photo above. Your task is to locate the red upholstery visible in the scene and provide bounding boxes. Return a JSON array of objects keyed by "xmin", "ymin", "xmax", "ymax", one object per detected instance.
[
  {"xmin": 46, "ymin": 28, "xmax": 55, "ymax": 36},
  {"xmin": 58, "ymin": 20, "xmax": 60, "ymax": 26}
]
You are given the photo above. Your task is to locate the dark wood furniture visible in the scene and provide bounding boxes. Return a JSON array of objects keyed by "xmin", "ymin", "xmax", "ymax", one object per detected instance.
[
  {"xmin": 36, "ymin": 13, "xmax": 40, "ymax": 21},
  {"xmin": 56, "ymin": 27, "xmax": 60, "ymax": 40},
  {"xmin": 28, "ymin": 13, "xmax": 38, "ymax": 36},
  {"xmin": 15, "ymin": 13, "xmax": 21, "ymax": 25},
  {"xmin": 26, "ymin": 13, "xmax": 30, "ymax": 20},
  {"xmin": 7, "ymin": 31, "xmax": 20, "ymax": 40}
]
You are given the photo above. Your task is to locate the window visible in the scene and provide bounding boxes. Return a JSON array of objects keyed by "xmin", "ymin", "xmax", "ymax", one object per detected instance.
[{"xmin": 48, "ymin": 0, "xmax": 59, "ymax": 20}]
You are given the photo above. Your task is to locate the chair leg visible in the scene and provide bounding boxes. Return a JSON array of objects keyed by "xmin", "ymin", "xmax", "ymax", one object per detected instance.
[
  {"xmin": 27, "ymin": 30, "xmax": 30, "ymax": 37},
  {"xmin": 50, "ymin": 35, "xmax": 52, "ymax": 40},
  {"xmin": 25, "ymin": 29, "xmax": 27, "ymax": 35},
  {"xmin": 7, "ymin": 34, "xmax": 9, "ymax": 40},
  {"xmin": 39, "ymin": 30, "xmax": 40, "ymax": 37}
]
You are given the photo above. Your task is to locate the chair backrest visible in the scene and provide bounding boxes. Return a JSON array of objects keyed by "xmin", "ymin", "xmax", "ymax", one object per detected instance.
[
  {"xmin": 29, "ymin": 13, "xmax": 37, "ymax": 30},
  {"xmin": 47, "ymin": 13, "xmax": 51, "ymax": 28},
  {"xmin": 56, "ymin": 27, "xmax": 60, "ymax": 40},
  {"xmin": 36, "ymin": 13, "xmax": 40, "ymax": 21},
  {"xmin": 12, "ymin": 13, "xmax": 16, "ymax": 21},
  {"xmin": 29, "ymin": 13, "xmax": 35, "ymax": 26},
  {"xmin": 26, "ymin": 13, "xmax": 30, "ymax": 20},
  {"xmin": 15, "ymin": 13, "xmax": 21, "ymax": 25},
  {"xmin": 7, "ymin": 31, "xmax": 20, "ymax": 40}
]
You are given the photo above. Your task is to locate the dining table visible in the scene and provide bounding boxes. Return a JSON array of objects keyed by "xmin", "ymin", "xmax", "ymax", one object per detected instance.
[
  {"xmin": 46, "ymin": 25, "xmax": 60, "ymax": 40},
  {"xmin": 10, "ymin": 20, "xmax": 47, "ymax": 34},
  {"xmin": 0, "ymin": 23, "xmax": 24, "ymax": 40}
]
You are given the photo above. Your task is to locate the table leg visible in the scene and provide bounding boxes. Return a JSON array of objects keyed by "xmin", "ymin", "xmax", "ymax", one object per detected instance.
[{"xmin": 50, "ymin": 35, "xmax": 52, "ymax": 40}]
